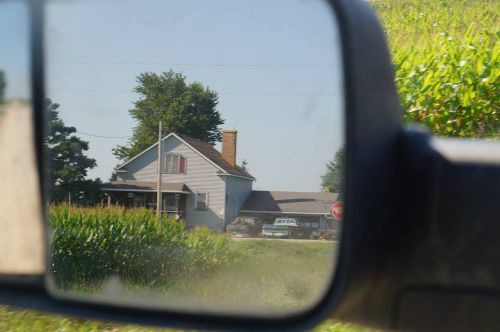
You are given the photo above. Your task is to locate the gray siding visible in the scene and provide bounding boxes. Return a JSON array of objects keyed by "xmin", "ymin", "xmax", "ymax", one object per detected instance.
[
  {"xmin": 118, "ymin": 136, "xmax": 226, "ymax": 231},
  {"xmin": 224, "ymin": 176, "xmax": 252, "ymax": 226}
]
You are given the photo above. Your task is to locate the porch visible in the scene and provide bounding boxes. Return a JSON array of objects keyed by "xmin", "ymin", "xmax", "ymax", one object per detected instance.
[{"xmin": 101, "ymin": 181, "xmax": 191, "ymax": 219}]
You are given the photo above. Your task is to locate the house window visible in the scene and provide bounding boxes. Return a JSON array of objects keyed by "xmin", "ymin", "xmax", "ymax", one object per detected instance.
[
  {"xmin": 195, "ymin": 192, "xmax": 208, "ymax": 210},
  {"xmin": 163, "ymin": 153, "xmax": 187, "ymax": 174}
]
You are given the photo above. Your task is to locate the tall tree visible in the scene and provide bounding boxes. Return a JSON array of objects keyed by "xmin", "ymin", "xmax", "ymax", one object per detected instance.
[
  {"xmin": 321, "ymin": 146, "xmax": 345, "ymax": 193},
  {"xmin": 44, "ymin": 98, "xmax": 98, "ymax": 203},
  {"xmin": 113, "ymin": 70, "xmax": 224, "ymax": 161}
]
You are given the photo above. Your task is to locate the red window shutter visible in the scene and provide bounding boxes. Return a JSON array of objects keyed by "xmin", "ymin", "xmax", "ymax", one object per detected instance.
[{"xmin": 179, "ymin": 156, "xmax": 186, "ymax": 173}]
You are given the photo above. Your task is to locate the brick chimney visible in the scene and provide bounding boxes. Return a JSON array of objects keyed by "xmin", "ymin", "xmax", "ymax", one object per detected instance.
[{"xmin": 221, "ymin": 129, "xmax": 237, "ymax": 167}]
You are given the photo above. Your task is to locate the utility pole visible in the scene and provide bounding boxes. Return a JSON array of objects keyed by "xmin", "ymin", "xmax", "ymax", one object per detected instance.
[{"xmin": 156, "ymin": 121, "xmax": 163, "ymax": 217}]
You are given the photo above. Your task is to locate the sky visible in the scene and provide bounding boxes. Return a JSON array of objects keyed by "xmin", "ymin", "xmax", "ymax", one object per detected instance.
[
  {"xmin": 0, "ymin": 1, "xmax": 30, "ymax": 101},
  {"xmin": 11, "ymin": 0, "xmax": 344, "ymax": 192}
]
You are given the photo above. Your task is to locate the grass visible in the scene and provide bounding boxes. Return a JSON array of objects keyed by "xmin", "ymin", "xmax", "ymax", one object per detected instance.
[
  {"xmin": 0, "ymin": 305, "xmax": 163, "ymax": 332},
  {"xmin": 0, "ymin": 305, "xmax": 374, "ymax": 332},
  {"xmin": 161, "ymin": 239, "xmax": 337, "ymax": 312}
]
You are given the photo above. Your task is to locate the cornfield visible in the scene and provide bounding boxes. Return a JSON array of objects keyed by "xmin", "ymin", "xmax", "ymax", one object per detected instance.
[
  {"xmin": 373, "ymin": 0, "xmax": 499, "ymax": 138},
  {"xmin": 49, "ymin": 204, "xmax": 232, "ymax": 290}
]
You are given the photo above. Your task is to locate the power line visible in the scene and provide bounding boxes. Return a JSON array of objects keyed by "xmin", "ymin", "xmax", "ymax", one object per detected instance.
[
  {"xmin": 50, "ymin": 88, "xmax": 340, "ymax": 97},
  {"xmin": 223, "ymin": 92, "xmax": 339, "ymax": 97},
  {"xmin": 77, "ymin": 131, "xmax": 130, "ymax": 139},
  {"xmin": 53, "ymin": 88, "xmax": 133, "ymax": 93},
  {"xmin": 52, "ymin": 59, "xmax": 340, "ymax": 69}
]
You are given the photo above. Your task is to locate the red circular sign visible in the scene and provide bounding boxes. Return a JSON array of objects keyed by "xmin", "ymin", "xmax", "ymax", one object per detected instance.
[{"xmin": 331, "ymin": 201, "xmax": 343, "ymax": 220}]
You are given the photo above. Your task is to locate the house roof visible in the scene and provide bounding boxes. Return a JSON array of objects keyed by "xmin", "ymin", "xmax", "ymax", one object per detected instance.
[
  {"xmin": 239, "ymin": 191, "xmax": 339, "ymax": 215},
  {"xmin": 178, "ymin": 134, "xmax": 254, "ymax": 179},
  {"xmin": 116, "ymin": 132, "xmax": 254, "ymax": 180},
  {"xmin": 101, "ymin": 181, "xmax": 191, "ymax": 194}
]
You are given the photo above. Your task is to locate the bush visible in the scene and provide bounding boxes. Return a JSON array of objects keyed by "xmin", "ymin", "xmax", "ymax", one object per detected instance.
[{"xmin": 49, "ymin": 204, "xmax": 231, "ymax": 290}]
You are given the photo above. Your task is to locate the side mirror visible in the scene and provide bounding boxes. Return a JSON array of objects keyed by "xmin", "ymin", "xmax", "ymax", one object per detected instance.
[{"xmin": 1, "ymin": 0, "xmax": 499, "ymax": 331}]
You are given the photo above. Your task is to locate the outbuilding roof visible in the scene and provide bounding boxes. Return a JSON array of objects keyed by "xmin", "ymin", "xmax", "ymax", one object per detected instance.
[{"xmin": 239, "ymin": 191, "xmax": 339, "ymax": 215}]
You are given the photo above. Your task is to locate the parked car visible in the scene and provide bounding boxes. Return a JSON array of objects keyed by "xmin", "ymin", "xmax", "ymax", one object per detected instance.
[
  {"xmin": 261, "ymin": 218, "xmax": 299, "ymax": 238},
  {"xmin": 261, "ymin": 224, "xmax": 290, "ymax": 238}
]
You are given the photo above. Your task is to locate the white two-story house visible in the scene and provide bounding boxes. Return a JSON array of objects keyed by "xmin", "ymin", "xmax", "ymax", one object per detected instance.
[{"xmin": 101, "ymin": 130, "xmax": 254, "ymax": 232}]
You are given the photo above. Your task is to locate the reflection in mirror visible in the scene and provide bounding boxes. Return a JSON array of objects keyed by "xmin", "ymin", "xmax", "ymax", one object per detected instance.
[
  {"xmin": 0, "ymin": 1, "xmax": 44, "ymax": 275},
  {"xmin": 45, "ymin": 0, "xmax": 344, "ymax": 316}
]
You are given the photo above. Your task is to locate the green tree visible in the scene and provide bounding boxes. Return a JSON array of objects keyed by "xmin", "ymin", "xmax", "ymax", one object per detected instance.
[
  {"xmin": 44, "ymin": 98, "xmax": 99, "ymax": 203},
  {"xmin": 321, "ymin": 146, "xmax": 345, "ymax": 193},
  {"xmin": 113, "ymin": 70, "xmax": 224, "ymax": 161}
]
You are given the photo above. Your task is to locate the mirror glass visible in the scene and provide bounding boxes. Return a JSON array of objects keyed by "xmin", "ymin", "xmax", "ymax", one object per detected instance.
[{"xmin": 44, "ymin": 0, "xmax": 344, "ymax": 316}]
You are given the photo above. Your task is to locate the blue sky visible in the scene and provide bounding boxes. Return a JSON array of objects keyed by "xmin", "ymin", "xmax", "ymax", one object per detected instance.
[
  {"xmin": 43, "ymin": 0, "xmax": 344, "ymax": 192},
  {"xmin": 0, "ymin": 1, "xmax": 30, "ymax": 101}
]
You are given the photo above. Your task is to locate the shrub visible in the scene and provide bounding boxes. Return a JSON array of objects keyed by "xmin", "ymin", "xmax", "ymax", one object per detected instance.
[{"xmin": 49, "ymin": 204, "xmax": 231, "ymax": 290}]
